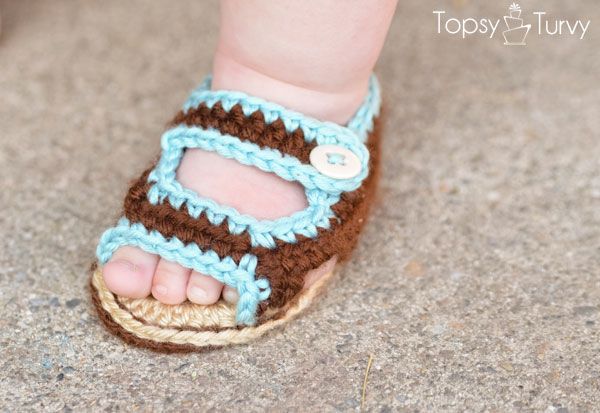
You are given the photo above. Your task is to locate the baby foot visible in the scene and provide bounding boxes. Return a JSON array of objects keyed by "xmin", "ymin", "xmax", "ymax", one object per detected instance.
[{"xmin": 103, "ymin": 57, "xmax": 366, "ymax": 306}]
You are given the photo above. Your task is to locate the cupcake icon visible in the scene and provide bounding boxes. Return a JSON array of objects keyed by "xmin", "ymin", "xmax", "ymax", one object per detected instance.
[{"xmin": 502, "ymin": 3, "xmax": 531, "ymax": 46}]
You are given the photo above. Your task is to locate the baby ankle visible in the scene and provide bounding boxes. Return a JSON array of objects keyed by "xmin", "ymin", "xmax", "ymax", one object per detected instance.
[{"xmin": 211, "ymin": 51, "xmax": 369, "ymax": 124}]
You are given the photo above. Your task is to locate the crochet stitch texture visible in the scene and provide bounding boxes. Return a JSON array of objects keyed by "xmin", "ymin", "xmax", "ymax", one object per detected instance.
[{"xmin": 96, "ymin": 74, "xmax": 381, "ymax": 327}]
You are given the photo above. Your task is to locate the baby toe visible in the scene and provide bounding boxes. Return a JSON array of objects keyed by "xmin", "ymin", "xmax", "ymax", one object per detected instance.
[
  {"xmin": 187, "ymin": 272, "xmax": 224, "ymax": 305},
  {"xmin": 151, "ymin": 259, "xmax": 191, "ymax": 305},
  {"xmin": 102, "ymin": 246, "xmax": 158, "ymax": 298}
]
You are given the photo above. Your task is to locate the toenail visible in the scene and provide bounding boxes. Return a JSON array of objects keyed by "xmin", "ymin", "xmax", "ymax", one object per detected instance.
[
  {"xmin": 222, "ymin": 286, "xmax": 239, "ymax": 303},
  {"xmin": 113, "ymin": 259, "xmax": 139, "ymax": 272},
  {"xmin": 189, "ymin": 286, "xmax": 207, "ymax": 302},
  {"xmin": 154, "ymin": 285, "xmax": 168, "ymax": 296}
]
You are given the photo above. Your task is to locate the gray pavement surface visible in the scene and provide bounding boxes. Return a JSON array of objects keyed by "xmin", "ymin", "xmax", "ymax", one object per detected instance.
[{"xmin": 1, "ymin": 0, "xmax": 599, "ymax": 411}]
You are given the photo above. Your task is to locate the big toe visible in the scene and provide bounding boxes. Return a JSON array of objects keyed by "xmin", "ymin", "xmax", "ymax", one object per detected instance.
[
  {"xmin": 103, "ymin": 246, "xmax": 158, "ymax": 298},
  {"xmin": 151, "ymin": 259, "xmax": 191, "ymax": 305}
]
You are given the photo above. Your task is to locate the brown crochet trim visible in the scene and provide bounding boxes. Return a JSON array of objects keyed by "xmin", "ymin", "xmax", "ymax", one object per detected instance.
[
  {"xmin": 90, "ymin": 270, "xmax": 215, "ymax": 353},
  {"xmin": 122, "ymin": 118, "xmax": 381, "ymax": 311},
  {"xmin": 171, "ymin": 102, "xmax": 317, "ymax": 164},
  {"xmin": 90, "ymin": 262, "xmax": 337, "ymax": 353},
  {"xmin": 91, "ymin": 289, "xmax": 242, "ymax": 353}
]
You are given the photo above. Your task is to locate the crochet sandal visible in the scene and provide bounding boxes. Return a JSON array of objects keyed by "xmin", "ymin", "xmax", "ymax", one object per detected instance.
[{"xmin": 90, "ymin": 74, "xmax": 382, "ymax": 351}]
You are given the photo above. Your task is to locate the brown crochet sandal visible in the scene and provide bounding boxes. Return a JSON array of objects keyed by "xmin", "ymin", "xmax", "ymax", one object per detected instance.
[{"xmin": 91, "ymin": 74, "xmax": 382, "ymax": 351}]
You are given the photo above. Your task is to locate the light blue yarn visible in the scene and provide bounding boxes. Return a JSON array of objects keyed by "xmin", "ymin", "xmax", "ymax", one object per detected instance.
[
  {"xmin": 146, "ymin": 126, "xmax": 362, "ymax": 247},
  {"xmin": 327, "ymin": 153, "xmax": 346, "ymax": 165},
  {"xmin": 96, "ymin": 218, "xmax": 270, "ymax": 325},
  {"xmin": 184, "ymin": 74, "xmax": 381, "ymax": 143},
  {"xmin": 155, "ymin": 126, "xmax": 367, "ymax": 194},
  {"xmin": 148, "ymin": 179, "xmax": 338, "ymax": 248},
  {"xmin": 347, "ymin": 76, "xmax": 381, "ymax": 141}
]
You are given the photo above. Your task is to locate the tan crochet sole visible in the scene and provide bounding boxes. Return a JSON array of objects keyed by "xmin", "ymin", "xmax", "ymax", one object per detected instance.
[{"xmin": 90, "ymin": 265, "xmax": 335, "ymax": 352}]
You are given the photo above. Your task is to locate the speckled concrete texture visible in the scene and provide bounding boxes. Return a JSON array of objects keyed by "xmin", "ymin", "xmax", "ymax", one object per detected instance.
[{"xmin": 1, "ymin": 0, "xmax": 599, "ymax": 411}]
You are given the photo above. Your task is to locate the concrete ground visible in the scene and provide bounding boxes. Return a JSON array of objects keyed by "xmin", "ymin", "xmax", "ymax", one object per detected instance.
[{"xmin": 1, "ymin": 0, "xmax": 599, "ymax": 411}]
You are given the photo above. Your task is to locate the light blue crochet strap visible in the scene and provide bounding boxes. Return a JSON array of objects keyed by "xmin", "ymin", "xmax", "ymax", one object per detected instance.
[
  {"xmin": 144, "ymin": 73, "xmax": 381, "ymax": 248},
  {"xmin": 347, "ymin": 75, "xmax": 381, "ymax": 141},
  {"xmin": 149, "ymin": 179, "xmax": 337, "ymax": 248},
  {"xmin": 151, "ymin": 126, "xmax": 368, "ymax": 194},
  {"xmin": 96, "ymin": 218, "xmax": 270, "ymax": 325},
  {"xmin": 184, "ymin": 74, "xmax": 381, "ymax": 143},
  {"xmin": 146, "ymin": 125, "xmax": 358, "ymax": 247}
]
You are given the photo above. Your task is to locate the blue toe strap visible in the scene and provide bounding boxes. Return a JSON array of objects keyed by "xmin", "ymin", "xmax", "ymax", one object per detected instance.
[{"xmin": 96, "ymin": 218, "xmax": 270, "ymax": 325}]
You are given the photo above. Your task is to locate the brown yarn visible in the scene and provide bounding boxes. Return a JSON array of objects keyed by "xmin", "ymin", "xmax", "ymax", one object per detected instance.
[
  {"xmin": 171, "ymin": 102, "xmax": 317, "ymax": 163},
  {"xmin": 89, "ymin": 267, "xmax": 212, "ymax": 353},
  {"xmin": 122, "ymin": 110, "xmax": 380, "ymax": 311}
]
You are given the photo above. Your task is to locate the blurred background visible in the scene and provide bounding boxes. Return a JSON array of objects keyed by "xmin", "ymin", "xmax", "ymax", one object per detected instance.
[{"xmin": 1, "ymin": 1, "xmax": 599, "ymax": 411}]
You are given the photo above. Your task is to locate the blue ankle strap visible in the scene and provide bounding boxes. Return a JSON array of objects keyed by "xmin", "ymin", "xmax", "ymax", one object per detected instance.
[{"xmin": 184, "ymin": 75, "xmax": 380, "ymax": 143}]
